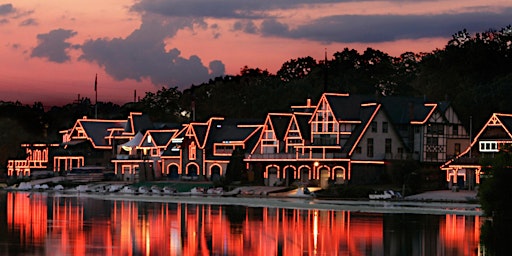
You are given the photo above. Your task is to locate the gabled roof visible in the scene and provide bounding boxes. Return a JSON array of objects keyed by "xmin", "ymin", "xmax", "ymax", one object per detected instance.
[
  {"xmin": 341, "ymin": 103, "xmax": 380, "ymax": 155},
  {"xmin": 140, "ymin": 129, "xmax": 178, "ymax": 148},
  {"xmin": 293, "ymin": 112, "xmax": 312, "ymax": 141},
  {"xmin": 124, "ymin": 112, "xmax": 154, "ymax": 135},
  {"xmin": 378, "ymin": 96, "xmax": 437, "ymax": 125},
  {"xmin": 204, "ymin": 119, "xmax": 263, "ymax": 159},
  {"xmin": 120, "ymin": 132, "xmax": 144, "ymax": 148},
  {"xmin": 75, "ymin": 119, "xmax": 126, "ymax": 149},
  {"xmin": 442, "ymin": 113, "xmax": 512, "ymax": 168},
  {"xmin": 184, "ymin": 118, "xmax": 222, "ymax": 148},
  {"xmin": 268, "ymin": 113, "xmax": 293, "ymax": 140},
  {"xmin": 324, "ymin": 93, "xmax": 369, "ymax": 121}
]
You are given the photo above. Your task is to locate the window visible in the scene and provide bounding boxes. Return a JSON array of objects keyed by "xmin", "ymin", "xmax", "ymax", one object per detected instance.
[
  {"xmin": 427, "ymin": 124, "xmax": 444, "ymax": 135},
  {"xmin": 427, "ymin": 137, "xmax": 438, "ymax": 145},
  {"xmin": 189, "ymin": 142, "xmax": 196, "ymax": 160},
  {"xmin": 426, "ymin": 152, "xmax": 438, "ymax": 160},
  {"xmin": 371, "ymin": 122, "xmax": 377, "ymax": 133},
  {"xmin": 367, "ymin": 138, "xmax": 374, "ymax": 157},
  {"xmin": 382, "ymin": 122, "xmax": 389, "ymax": 133},
  {"xmin": 385, "ymin": 138, "xmax": 392, "ymax": 154},
  {"xmin": 479, "ymin": 141, "xmax": 498, "ymax": 152},
  {"xmin": 452, "ymin": 125, "xmax": 459, "ymax": 136},
  {"xmin": 454, "ymin": 143, "xmax": 461, "ymax": 155}
]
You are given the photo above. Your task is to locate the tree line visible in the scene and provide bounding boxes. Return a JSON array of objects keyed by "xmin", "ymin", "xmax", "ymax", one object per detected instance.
[{"xmin": 1, "ymin": 25, "xmax": 511, "ymax": 171}]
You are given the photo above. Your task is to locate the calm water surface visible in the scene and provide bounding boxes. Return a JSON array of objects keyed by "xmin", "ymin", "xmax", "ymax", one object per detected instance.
[{"xmin": 0, "ymin": 191, "xmax": 485, "ymax": 255}]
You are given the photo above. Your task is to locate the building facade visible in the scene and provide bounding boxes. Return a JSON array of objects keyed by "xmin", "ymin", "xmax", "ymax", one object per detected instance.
[{"xmin": 7, "ymin": 93, "xmax": 469, "ymax": 186}]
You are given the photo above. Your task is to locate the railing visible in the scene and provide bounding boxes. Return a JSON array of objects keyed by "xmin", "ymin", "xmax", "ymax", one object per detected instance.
[
  {"xmin": 246, "ymin": 152, "xmax": 346, "ymax": 160},
  {"xmin": 425, "ymin": 145, "xmax": 445, "ymax": 152}
]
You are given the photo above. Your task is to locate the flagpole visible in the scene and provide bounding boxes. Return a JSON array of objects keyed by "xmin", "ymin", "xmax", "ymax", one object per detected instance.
[{"xmin": 95, "ymin": 74, "xmax": 98, "ymax": 119}]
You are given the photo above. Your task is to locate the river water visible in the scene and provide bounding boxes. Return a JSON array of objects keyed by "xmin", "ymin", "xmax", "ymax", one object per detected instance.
[{"xmin": 0, "ymin": 191, "xmax": 486, "ymax": 255}]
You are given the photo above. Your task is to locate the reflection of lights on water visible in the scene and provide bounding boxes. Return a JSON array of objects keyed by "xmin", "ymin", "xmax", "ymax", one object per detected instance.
[
  {"xmin": 313, "ymin": 210, "xmax": 318, "ymax": 255},
  {"xmin": 3, "ymin": 193, "xmax": 484, "ymax": 256}
]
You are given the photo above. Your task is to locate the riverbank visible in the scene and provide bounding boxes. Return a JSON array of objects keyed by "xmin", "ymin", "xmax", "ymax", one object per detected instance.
[
  {"xmin": 43, "ymin": 190, "xmax": 480, "ymax": 216},
  {"xmin": 2, "ymin": 180, "xmax": 482, "ymax": 216}
]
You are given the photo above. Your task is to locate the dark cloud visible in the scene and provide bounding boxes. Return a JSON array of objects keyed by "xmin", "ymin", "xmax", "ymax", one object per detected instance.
[
  {"xmin": 0, "ymin": 3, "xmax": 14, "ymax": 16},
  {"xmin": 19, "ymin": 18, "xmax": 37, "ymax": 26},
  {"xmin": 262, "ymin": 9, "xmax": 512, "ymax": 43},
  {"xmin": 209, "ymin": 60, "xmax": 225, "ymax": 77},
  {"xmin": 80, "ymin": 14, "xmax": 225, "ymax": 89},
  {"xmin": 233, "ymin": 20, "xmax": 258, "ymax": 34},
  {"xmin": 130, "ymin": 0, "xmax": 512, "ymax": 44},
  {"xmin": 131, "ymin": 0, "xmax": 354, "ymax": 19},
  {"xmin": 30, "ymin": 29, "xmax": 78, "ymax": 63},
  {"xmin": 261, "ymin": 19, "xmax": 288, "ymax": 36}
]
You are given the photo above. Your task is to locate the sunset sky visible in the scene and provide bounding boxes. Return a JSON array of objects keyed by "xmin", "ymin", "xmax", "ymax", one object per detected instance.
[{"xmin": 1, "ymin": 0, "xmax": 511, "ymax": 106}]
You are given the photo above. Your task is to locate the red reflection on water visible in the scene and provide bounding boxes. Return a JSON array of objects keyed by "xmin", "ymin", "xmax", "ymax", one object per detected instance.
[
  {"xmin": 440, "ymin": 214, "xmax": 481, "ymax": 256},
  {"xmin": 5, "ymin": 193, "xmax": 482, "ymax": 255},
  {"xmin": 7, "ymin": 192, "xmax": 47, "ymax": 245}
]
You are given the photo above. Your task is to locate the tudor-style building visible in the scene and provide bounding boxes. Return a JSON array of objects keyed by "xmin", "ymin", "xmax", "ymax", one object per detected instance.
[
  {"xmin": 112, "ymin": 128, "xmax": 180, "ymax": 182},
  {"xmin": 6, "ymin": 93, "xmax": 469, "ymax": 188},
  {"xmin": 160, "ymin": 117, "xmax": 261, "ymax": 181},
  {"xmin": 56, "ymin": 112, "xmax": 153, "ymax": 173},
  {"xmin": 375, "ymin": 96, "xmax": 469, "ymax": 164},
  {"xmin": 246, "ymin": 93, "xmax": 407, "ymax": 187},
  {"xmin": 245, "ymin": 93, "xmax": 470, "ymax": 187},
  {"xmin": 441, "ymin": 113, "xmax": 512, "ymax": 190}
]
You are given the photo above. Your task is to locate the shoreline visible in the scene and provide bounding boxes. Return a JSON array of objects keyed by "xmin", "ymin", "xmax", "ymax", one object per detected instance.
[{"xmin": 5, "ymin": 189, "xmax": 482, "ymax": 216}]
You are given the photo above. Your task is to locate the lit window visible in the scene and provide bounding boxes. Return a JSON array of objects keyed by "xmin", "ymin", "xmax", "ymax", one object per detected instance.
[
  {"xmin": 189, "ymin": 141, "xmax": 197, "ymax": 160},
  {"xmin": 479, "ymin": 141, "xmax": 499, "ymax": 152}
]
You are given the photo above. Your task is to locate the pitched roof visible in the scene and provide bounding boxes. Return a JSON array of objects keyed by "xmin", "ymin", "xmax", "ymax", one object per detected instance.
[
  {"xmin": 325, "ymin": 93, "xmax": 371, "ymax": 121},
  {"xmin": 124, "ymin": 112, "xmax": 153, "ymax": 134},
  {"xmin": 294, "ymin": 113, "xmax": 312, "ymax": 141},
  {"xmin": 378, "ymin": 96, "xmax": 435, "ymax": 124},
  {"xmin": 341, "ymin": 103, "xmax": 380, "ymax": 154},
  {"xmin": 79, "ymin": 120, "xmax": 126, "ymax": 148},
  {"xmin": 203, "ymin": 118, "xmax": 262, "ymax": 159},
  {"xmin": 268, "ymin": 114, "xmax": 293, "ymax": 140},
  {"xmin": 442, "ymin": 113, "xmax": 512, "ymax": 167},
  {"xmin": 140, "ymin": 130, "xmax": 178, "ymax": 147}
]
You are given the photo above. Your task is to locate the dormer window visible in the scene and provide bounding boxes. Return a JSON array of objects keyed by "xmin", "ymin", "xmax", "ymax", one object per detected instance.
[{"xmin": 479, "ymin": 141, "xmax": 498, "ymax": 152}]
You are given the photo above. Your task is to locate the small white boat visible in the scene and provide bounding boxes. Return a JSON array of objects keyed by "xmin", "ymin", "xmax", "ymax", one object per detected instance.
[
  {"xmin": 17, "ymin": 182, "xmax": 32, "ymax": 191},
  {"xmin": 119, "ymin": 186, "xmax": 136, "ymax": 194},
  {"xmin": 151, "ymin": 185, "xmax": 162, "ymax": 194},
  {"xmin": 190, "ymin": 187, "xmax": 205, "ymax": 195},
  {"xmin": 106, "ymin": 184, "xmax": 124, "ymax": 193},
  {"xmin": 138, "ymin": 186, "xmax": 149, "ymax": 194},
  {"xmin": 289, "ymin": 187, "xmax": 314, "ymax": 198},
  {"xmin": 53, "ymin": 185, "xmax": 64, "ymax": 191},
  {"xmin": 162, "ymin": 186, "xmax": 176, "ymax": 195},
  {"xmin": 207, "ymin": 187, "xmax": 224, "ymax": 195},
  {"xmin": 369, "ymin": 190, "xmax": 401, "ymax": 200}
]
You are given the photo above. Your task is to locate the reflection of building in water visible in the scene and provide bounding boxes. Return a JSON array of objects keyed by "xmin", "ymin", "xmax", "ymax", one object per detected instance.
[
  {"xmin": 6, "ymin": 193, "xmax": 47, "ymax": 245},
  {"xmin": 5, "ymin": 194, "xmax": 482, "ymax": 255}
]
